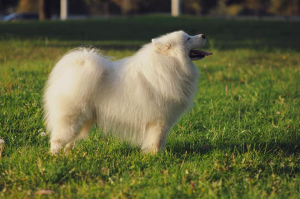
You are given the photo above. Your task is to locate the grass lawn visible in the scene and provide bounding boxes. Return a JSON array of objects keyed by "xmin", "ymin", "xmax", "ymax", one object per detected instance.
[{"xmin": 0, "ymin": 15, "xmax": 299, "ymax": 198}]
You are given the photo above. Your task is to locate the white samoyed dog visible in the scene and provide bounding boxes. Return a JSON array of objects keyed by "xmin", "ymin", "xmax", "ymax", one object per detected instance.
[{"xmin": 44, "ymin": 31, "xmax": 212, "ymax": 154}]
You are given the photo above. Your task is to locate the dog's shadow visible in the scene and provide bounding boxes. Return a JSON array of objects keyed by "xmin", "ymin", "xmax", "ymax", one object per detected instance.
[
  {"xmin": 166, "ymin": 137, "xmax": 300, "ymax": 158},
  {"xmin": 82, "ymin": 129, "xmax": 300, "ymax": 158}
]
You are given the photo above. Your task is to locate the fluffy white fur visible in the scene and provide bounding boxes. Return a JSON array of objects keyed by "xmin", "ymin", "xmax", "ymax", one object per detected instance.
[{"xmin": 44, "ymin": 31, "xmax": 208, "ymax": 154}]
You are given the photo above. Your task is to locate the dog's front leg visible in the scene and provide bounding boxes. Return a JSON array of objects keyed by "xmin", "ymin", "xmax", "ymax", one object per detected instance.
[{"xmin": 141, "ymin": 121, "xmax": 169, "ymax": 153}]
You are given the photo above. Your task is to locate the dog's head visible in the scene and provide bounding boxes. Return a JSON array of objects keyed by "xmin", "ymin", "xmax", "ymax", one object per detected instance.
[{"xmin": 151, "ymin": 31, "xmax": 212, "ymax": 60}]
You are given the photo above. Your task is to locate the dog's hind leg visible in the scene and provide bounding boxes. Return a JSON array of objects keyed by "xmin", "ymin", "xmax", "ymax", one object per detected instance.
[
  {"xmin": 64, "ymin": 119, "xmax": 95, "ymax": 152},
  {"xmin": 50, "ymin": 114, "xmax": 84, "ymax": 155},
  {"xmin": 141, "ymin": 121, "xmax": 170, "ymax": 153}
]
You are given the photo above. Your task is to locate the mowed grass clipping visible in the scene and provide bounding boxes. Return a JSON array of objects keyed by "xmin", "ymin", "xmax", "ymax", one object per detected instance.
[{"xmin": 0, "ymin": 16, "xmax": 299, "ymax": 198}]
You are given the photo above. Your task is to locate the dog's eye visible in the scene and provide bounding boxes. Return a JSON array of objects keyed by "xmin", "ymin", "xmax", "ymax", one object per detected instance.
[{"xmin": 187, "ymin": 37, "xmax": 191, "ymax": 41}]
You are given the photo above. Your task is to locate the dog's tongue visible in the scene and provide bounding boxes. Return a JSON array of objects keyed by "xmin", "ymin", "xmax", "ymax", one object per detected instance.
[
  {"xmin": 198, "ymin": 50, "xmax": 213, "ymax": 56},
  {"xmin": 189, "ymin": 49, "xmax": 213, "ymax": 59}
]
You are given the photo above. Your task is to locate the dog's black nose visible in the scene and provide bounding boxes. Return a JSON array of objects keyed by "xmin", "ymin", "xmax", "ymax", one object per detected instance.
[{"xmin": 201, "ymin": 34, "xmax": 206, "ymax": 39}]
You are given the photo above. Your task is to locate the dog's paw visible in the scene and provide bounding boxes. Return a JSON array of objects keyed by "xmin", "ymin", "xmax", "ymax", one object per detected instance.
[
  {"xmin": 141, "ymin": 146, "xmax": 159, "ymax": 154},
  {"xmin": 63, "ymin": 142, "xmax": 76, "ymax": 155},
  {"xmin": 50, "ymin": 141, "xmax": 63, "ymax": 155},
  {"xmin": 50, "ymin": 148, "xmax": 61, "ymax": 155},
  {"xmin": 64, "ymin": 142, "xmax": 75, "ymax": 151}
]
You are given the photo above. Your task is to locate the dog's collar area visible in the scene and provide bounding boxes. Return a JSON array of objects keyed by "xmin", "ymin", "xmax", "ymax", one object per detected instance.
[{"xmin": 189, "ymin": 50, "xmax": 213, "ymax": 60}]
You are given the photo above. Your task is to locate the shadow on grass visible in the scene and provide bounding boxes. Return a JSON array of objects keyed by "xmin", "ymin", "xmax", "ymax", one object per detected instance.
[{"xmin": 167, "ymin": 137, "xmax": 300, "ymax": 156}]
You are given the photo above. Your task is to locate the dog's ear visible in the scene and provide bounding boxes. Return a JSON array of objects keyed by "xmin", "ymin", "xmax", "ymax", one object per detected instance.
[{"xmin": 152, "ymin": 39, "xmax": 171, "ymax": 55}]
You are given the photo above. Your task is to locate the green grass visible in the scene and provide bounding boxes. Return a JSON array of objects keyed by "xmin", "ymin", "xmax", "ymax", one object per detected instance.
[{"xmin": 0, "ymin": 15, "xmax": 299, "ymax": 198}]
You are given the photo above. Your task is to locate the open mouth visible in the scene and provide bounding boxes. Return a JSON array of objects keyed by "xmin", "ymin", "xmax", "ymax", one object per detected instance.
[{"xmin": 189, "ymin": 50, "xmax": 213, "ymax": 60}]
